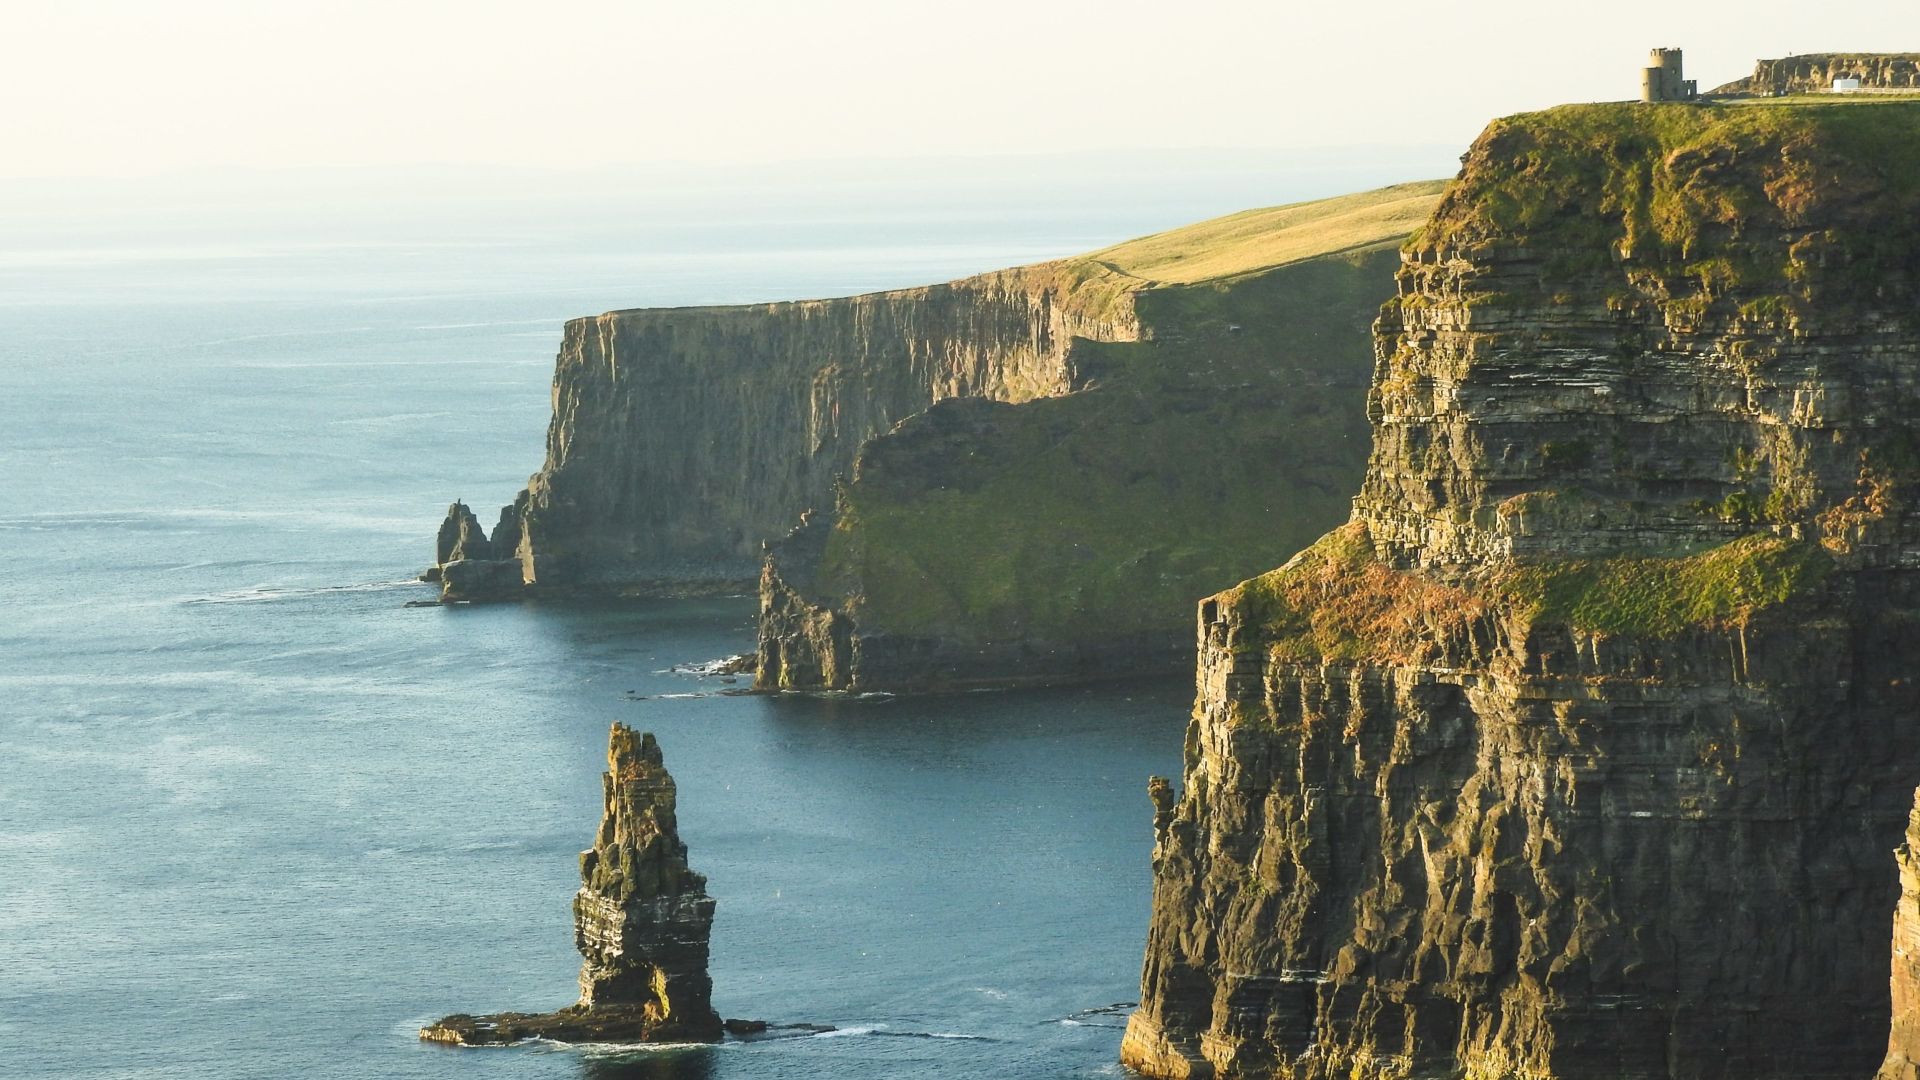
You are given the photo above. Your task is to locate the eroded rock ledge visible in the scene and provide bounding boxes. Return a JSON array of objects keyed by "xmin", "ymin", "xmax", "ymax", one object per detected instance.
[{"xmin": 422, "ymin": 724, "xmax": 722, "ymax": 1046}]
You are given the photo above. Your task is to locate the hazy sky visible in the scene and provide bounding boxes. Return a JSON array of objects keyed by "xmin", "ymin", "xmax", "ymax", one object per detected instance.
[{"xmin": 3, "ymin": 1, "xmax": 1911, "ymax": 179}]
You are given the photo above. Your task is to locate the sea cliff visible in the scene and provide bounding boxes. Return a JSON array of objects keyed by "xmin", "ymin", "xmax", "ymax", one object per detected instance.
[
  {"xmin": 757, "ymin": 184, "xmax": 1443, "ymax": 691},
  {"xmin": 431, "ymin": 260, "xmax": 1142, "ymax": 598},
  {"xmin": 1125, "ymin": 100, "xmax": 1920, "ymax": 1079}
]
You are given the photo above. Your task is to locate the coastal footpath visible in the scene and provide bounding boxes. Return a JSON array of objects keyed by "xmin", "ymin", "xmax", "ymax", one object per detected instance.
[
  {"xmin": 1124, "ymin": 99, "xmax": 1920, "ymax": 1079},
  {"xmin": 758, "ymin": 184, "xmax": 1441, "ymax": 691}
]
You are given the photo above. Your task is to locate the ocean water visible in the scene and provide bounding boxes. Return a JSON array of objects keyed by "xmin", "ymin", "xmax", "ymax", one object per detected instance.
[
  {"xmin": 0, "ymin": 148, "xmax": 1468, "ymax": 1077},
  {"xmin": 0, "ymin": 182, "xmax": 1238, "ymax": 1080}
]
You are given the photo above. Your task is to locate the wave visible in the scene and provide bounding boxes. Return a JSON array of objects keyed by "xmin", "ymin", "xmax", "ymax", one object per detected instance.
[
  {"xmin": 325, "ymin": 411, "xmax": 455, "ymax": 428},
  {"xmin": 0, "ymin": 506, "xmax": 426, "ymax": 535},
  {"xmin": 770, "ymin": 689, "xmax": 896, "ymax": 702},
  {"xmin": 183, "ymin": 578, "xmax": 426, "ymax": 605},
  {"xmin": 533, "ymin": 1037, "xmax": 718, "ymax": 1055},
  {"xmin": 72, "ymin": 324, "xmax": 381, "ymax": 356},
  {"xmin": 657, "ymin": 654, "xmax": 755, "ymax": 678},
  {"xmin": 804, "ymin": 1026, "xmax": 872, "ymax": 1039},
  {"xmin": 1047, "ymin": 1001, "xmax": 1137, "ymax": 1029},
  {"xmin": 807, "ymin": 1025, "xmax": 990, "ymax": 1042},
  {"xmin": 411, "ymin": 317, "xmax": 560, "ymax": 331}
]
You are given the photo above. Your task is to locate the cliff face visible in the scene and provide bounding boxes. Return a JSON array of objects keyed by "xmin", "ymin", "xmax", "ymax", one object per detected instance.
[
  {"xmin": 421, "ymin": 724, "xmax": 722, "ymax": 1045},
  {"xmin": 757, "ymin": 184, "xmax": 1444, "ymax": 692},
  {"xmin": 1127, "ymin": 101, "xmax": 1920, "ymax": 1079},
  {"xmin": 435, "ymin": 263, "xmax": 1140, "ymax": 597},
  {"xmin": 1715, "ymin": 54, "xmax": 1920, "ymax": 96}
]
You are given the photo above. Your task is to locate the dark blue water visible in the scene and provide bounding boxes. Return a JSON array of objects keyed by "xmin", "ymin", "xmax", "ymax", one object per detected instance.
[{"xmin": 0, "ymin": 197, "xmax": 1218, "ymax": 1079}]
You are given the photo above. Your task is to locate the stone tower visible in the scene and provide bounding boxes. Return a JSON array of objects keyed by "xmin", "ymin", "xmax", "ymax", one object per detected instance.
[{"xmin": 1641, "ymin": 47, "xmax": 1698, "ymax": 102}]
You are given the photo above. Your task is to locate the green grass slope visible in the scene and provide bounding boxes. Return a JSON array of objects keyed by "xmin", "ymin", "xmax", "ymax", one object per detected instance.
[
  {"xmin": 778, "ymin": 182, "xmax": 1444, "ymax": 681},
  {"xmin": 1085, "ymin": 179, "xmax": 1447, "ymax": 285}
]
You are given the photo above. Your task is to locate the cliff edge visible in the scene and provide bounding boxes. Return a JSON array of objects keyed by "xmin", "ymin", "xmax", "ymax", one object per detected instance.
[{"xmin": 1126, "ymin": 99, "xmax": 1920, "ymax": 1079}]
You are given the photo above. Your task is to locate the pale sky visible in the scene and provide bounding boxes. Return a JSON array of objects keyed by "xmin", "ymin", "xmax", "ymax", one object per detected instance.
[{"xmin": 2, "ymin": 0, "xmax": 1912, "ymax": 180}]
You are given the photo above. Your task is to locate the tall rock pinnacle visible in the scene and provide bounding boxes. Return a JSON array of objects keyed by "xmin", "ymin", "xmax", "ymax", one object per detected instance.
[
  {"xmin": 573, "ymin": 725, "xmax": 719, "ymax": 1021},
  {"xmin": 421, "ymin": 724, "xmax": 722, "ymax": 1045}
]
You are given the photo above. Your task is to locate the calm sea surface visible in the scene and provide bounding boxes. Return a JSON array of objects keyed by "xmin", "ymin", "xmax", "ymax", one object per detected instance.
[
  {"xmin": 0, "ymin": 148, "xmax": 1465, "ymax": 1077},
  {"xmin": 0, "ymin": 188, "xmax": 1231, "ymax": 1080}
]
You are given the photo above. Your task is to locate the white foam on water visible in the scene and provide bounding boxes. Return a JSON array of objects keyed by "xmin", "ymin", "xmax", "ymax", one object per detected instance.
[
  {"xmin": 539, "ymin": 1038, "xmax": 719, "ymax": 1056},
  {"xmin": 808, "ymin": 1026, "xmax": 874, "ymax": 1038}
]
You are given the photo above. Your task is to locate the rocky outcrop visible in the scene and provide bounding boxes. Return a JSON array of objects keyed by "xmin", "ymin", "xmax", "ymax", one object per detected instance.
[
  {"xmin": 757, "ymin": 185, "xmax": 1445, "ymax": 692},
  {"xmin": 1882, "ymin": 791, "xmax": 1920, "ymax": 1080},
  {"xmin": 434, "ymin": 501, "xmax": 494, "ymax": 564},
  {"xmin": 424, "ymin": 500, "xmax": 527, "ymax": 601},
  {"xmin": 429, "ymin": 262, "xmax": 1145, "ymax": 597},
  {"xmin": 422, "ymin": 724, "xmax": 722, "ymax": 1046},
  {"xmin": 1126, "ymin": 101, "xmax": 1920, "ymax": 1078},
  {"xmin": 1715, "ymin": 53, "xmax": 1920, "ymax": 96}
]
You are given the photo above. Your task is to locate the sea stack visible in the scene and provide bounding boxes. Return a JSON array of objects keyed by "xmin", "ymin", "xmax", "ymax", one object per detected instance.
[
  {"xmin": 421, "ymin": 724, "xmax": 722, "ymax": 1045},
  {"xmin": 426, "ymin": 499, "xmax": 527, "ymax": 601}
]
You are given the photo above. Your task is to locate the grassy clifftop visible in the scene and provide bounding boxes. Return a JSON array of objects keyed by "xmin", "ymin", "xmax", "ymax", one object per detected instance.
[
  {"xmin": 1085, "ymin": 180, "xmax": 1446, "ymax": 285},
  {"xmin": 1228, "ymin": 98, "xmax": 1920, "ymax": 665},
  {"xmin": 948, "ymin": 178, "xmax": 1447, "ymax": 338},
  {"xmin": 1419, "ymin": 99, "xmax": 1920, "ymax": 316}
]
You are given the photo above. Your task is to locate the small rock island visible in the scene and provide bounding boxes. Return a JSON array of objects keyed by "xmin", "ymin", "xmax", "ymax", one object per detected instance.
[{"xmin": 422, "ymin": 724, "xmax": 723, "ymax": 1046}]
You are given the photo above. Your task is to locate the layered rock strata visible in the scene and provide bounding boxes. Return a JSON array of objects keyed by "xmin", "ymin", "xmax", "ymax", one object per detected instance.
[
  {"xmin": 427, "ymin": 263, "xmax": 1144, "ymax": 599},
  {"xmin": 757, "ymin": 185, "xmax": 1444, "ymax": 692},
  {"xmin": 1127, "ymin": 101, "xmax": 1920, "ymax": 1079},
  {"xmin": 1715, "ymin": 53, "xmax": 1920, "ymax": 96},
  {"xmin": 422, "ymin": 724, "xmax": 722, "ymax": 1046}
]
